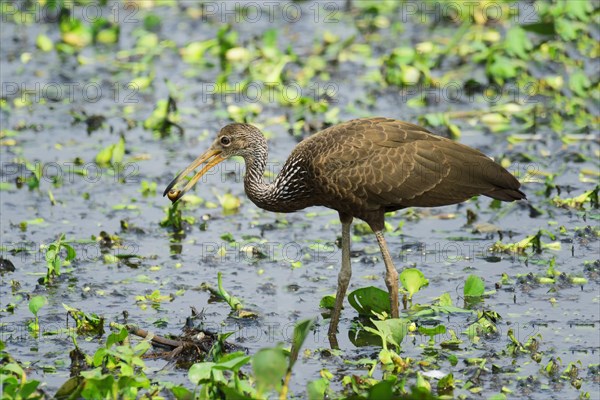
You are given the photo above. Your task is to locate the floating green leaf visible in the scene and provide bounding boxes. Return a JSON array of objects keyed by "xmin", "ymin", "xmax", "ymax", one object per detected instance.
[
  {"xmin": 464, "ymin": 275, "xmax": 485, "ymax": 297},
  {"xmin": 569, "ymin": 70, "xmax": 591, "ymax": 97},
  {"xmin": 438, "ymin": 292, "xmax": 453, "ymax": 307},
  {"xmin": 487, "ymin": 55, "xmax": 518, "ymax": 81},
  {"xmin": 36, "ymin": 34, "xmax": 53, "ymax": 52},
  {"xmin": 348, "ymin": 286, "xmax": 391, "ymax": 316},
  {"xmin": 28, "ymin": 296, "xmax": 47, "ymax": 317},
  {"xmin": 504, "ymin": 27, "xmax": 532, "ymax": 59},
  {"xmin": 367, "ymin": 380, "xmax": 393, "ymax": 400},
  {"xmin": 307, "ymin": 378, "xmax": 329, "ymax": 400},
  {"xmin": 437, "ymin": 373, "xmax": 455, "ymax": 396},
  {"xmin": 370, "ymin": 318, "xmax": 409, "ymax": 350},
  {"xmin": 400, "ymin": 268, "xmax": 429, "ymax": 299},
  {"xmin": 319, "ymin": 295, "xmax": 336, "ymax": 309},
  {"xmin": 418, "ymin": 324, "xmax": 447, "ymax": 338},
  {"xmin": 289, "ymin": 318, "xmax": 314, "ymax": 370},
  {"xmin": 252, "ymin": 348, "xmax": 287, "ymax": 394},
  {"xmin": 95, "ymin": 137, "xmax": 126, "ymax": 167},
  {"xmin": 520, "ymin": 22, "xmax": 556, "ymax": 35},
  {"xmin": 565, "ymin": 0, "xmax": 592, "ymax": 22}
]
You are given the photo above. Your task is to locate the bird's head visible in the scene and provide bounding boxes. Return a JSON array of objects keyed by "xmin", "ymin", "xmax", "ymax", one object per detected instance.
[{"xmin": 163, "ymin": 123, "xmax": 263, "ymax": 203}]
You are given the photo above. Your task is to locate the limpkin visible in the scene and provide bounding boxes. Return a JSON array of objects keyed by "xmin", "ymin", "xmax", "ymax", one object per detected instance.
[{"xmin": 164, "ymin": 117, "xmax": 525, "ymax": 342}]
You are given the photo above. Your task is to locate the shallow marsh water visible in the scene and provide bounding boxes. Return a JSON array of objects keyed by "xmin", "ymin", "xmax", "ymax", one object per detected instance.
[{"xmin": 1, "ymin": 1, "xmax": 599, "ymax": 398}]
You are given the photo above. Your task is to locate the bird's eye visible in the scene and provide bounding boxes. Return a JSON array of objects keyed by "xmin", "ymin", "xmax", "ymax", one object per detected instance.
[{"xmin": 220, "ymin": 136, "xmax": 231, "ymax": 146}]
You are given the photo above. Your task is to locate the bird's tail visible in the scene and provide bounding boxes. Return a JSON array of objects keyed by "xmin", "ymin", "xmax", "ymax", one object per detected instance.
[{"xmin": 485, "ymin": 188, "xmax": 527, "ymax": 202}]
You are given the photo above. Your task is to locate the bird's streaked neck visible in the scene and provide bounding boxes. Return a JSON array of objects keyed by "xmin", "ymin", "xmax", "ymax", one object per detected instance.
[
  {"xmin": 242, "ymin": 140, "xmax": 310, "ymax": 213},
  {"xmin": 242, "ymin": 140, "xmax": 276, "ymax": 210}
]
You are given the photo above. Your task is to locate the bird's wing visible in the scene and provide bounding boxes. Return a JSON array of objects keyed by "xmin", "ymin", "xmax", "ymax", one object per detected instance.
[{"xmin": 307, "ymin": 118, "xmax": 522, "ymax": 210}]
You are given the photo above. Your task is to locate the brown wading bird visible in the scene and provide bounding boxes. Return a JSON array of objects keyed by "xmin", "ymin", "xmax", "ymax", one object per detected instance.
[{"xmin": 164, "ymin": 117, "xmax": 525, "ymax": 345}]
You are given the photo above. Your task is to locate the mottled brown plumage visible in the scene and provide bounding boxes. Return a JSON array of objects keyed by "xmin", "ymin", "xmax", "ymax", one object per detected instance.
[{"xmin": 164, "ymin": 117, "xmax": 525, "ymax": 346}]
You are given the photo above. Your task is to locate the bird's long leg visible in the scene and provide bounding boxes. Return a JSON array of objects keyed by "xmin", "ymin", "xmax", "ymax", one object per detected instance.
[
  {"xmin": 375, "ymin": 231, "xmax": 399, "ymax": 318},
  {"xmin": 328, "ymin": 214, "xmax": 353, "ymax": 344}
]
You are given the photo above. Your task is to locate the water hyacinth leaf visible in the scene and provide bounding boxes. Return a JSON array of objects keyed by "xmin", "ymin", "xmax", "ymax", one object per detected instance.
[
  {"xmin": 252, "ymin": 348, "xmax": 287, "ymax": 393},
  {"xmin": 353, "ymin": 222, "xmax": 373, "ymax": 235},
  {"xmin": 213, "ymin": 354, "xmax": 251, "ymax": 371},
  {"xmin": 379, "ymin": 348, "xmax": 394, "ymax": 365},
  {"xmin": 45, "ymin": 245, "xmax": 58, "ymax": 263},
  {"xmin": 521, "ymin": 22, "xmax": 555, "ymax": 35},
  {"xmin": 94, "ymin": 137, "xmax": 126, "ymax": 167},
  {"xmin": 169, "ymin": 386, "xmax": 193, "ymax": 399},
  {"xmin": 143, "ymin": 97, "xmax": 182, "ymax": 136},
  {"xmin": 438, "ymin": 292, "xmax": 453, "ymax": 307},
  {"xmin": 422, "ymin": 113, "xmax": 445, "ymax": 127},
  {"xmin": 348, "ymin": 286, "xmax": 391, "ymax": 316},
  {"xmin": 28, "ymin": 296, "xmax": 47, "ymax": 316},
  {"xmin": 95, "ymin": 144, "xmax": 114, "ymax": 166},
  {"xmin": 143, "ymin": 13, "xmax": 161, "ymax": 31},
  {"xmin": 504, "ymin": 27, "xmax": 532, "ymax": 59},
  {"xmin": 103, "ymin": 254, "xmax": 118, "ymax": 264},
  {"xmin": 188, "ymin": 362, "xmax": 216, "ymax": 385},
  {"xmin": 437, "ymin": 373, "xmax": 455, "ymax": 395},
  {"xmin": 400, "ymin": 268, "xmax": 429, "ymax": 298},
  {"xmin": 415, "ymin": 372, "xmax": 431, "ymax": 392},
  {"xmin": 106, "ymin": 327, "xmax": 128, "ymax": 348},
  {"xmin": 63, "ymin": 243, "xmax": 76, "ymax": 262},
  {"xmin": 54, "ymin": 376, "xmax": 82, "ymax": 399},
  {"xmin": 570, "ymin": 277, "xmax": 588, "ymax": 285},
  {"xmin": 392, "ymin": 47, "xmax": 416, "ymax": 64},
  {"xmin": 464, "ymin": 275, "xmax": 485, "ymax": 297},
  {"xmin": 289, "ymin": 318, "xmax": 314, "ymax": 370},
  {"xmin": 94, "ymin": 20, "xmax": 119, "ymax": 44},
  {"xmin": 134, "ymin": 339, "xmax": 151, "ymax": 355},
  {"xmin": 218, "ymin": 385, "xmax": 252, "ymax": 399},
  {"xmin": 418, "ymin": 324, "xmax": 447, "ymax": 337},
  {"xmin": 112, "ymin": 137, "xmax": 125, "ymax": 164},
  {"xmin": 487, "ymin": 55, "xmax": 518, "ymax": 81},
  {"xmin": 220, "ymin": 232, "xmax": 235, "ymax": 243},
  {"xmin": 555, "ymin": 18, "xmax": 577, "ymax": 41},
  {"xmin": 261, "ymin": 28, "xmax": 278, "ymax": 56},
  {"xmin": 60, "ymin": 17, "xmax": 93, "ymax": 48},
  {"xmin": 3, "ymin": 362, "xmax": 25, "ymax": 380},
  {"xmin": 367, "ymin": 380, "xmax": 393, "ymax": 400},
  {"xmin": 372, "ymin": 318, "xmax": 409, "ymax": 349},
  {"xmin": 307, "ymin": 378, "xmax": 329, "ymax": 400},
  {"xmin": 319, "ymin": 294, "xmax": 336, "ymax": 309},
  {"xmin": 569, "ymin": 70, "xmax": 591, "ymax": 97},
  {"xmin": 565, "ymin": 0, "xmax": 592, "ymax": 21},
  {"xmin": 136, "ymin": 32, "xmax": 159, "ymax": 49},
  {"xmin": 182, "ymin": 39, "xmax": 217, "ymax": 63}
]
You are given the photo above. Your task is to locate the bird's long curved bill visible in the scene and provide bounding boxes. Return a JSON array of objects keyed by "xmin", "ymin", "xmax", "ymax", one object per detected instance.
[{"xmin": 163, "ymin": 149, "xmax": 225, "ymax": 203}]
